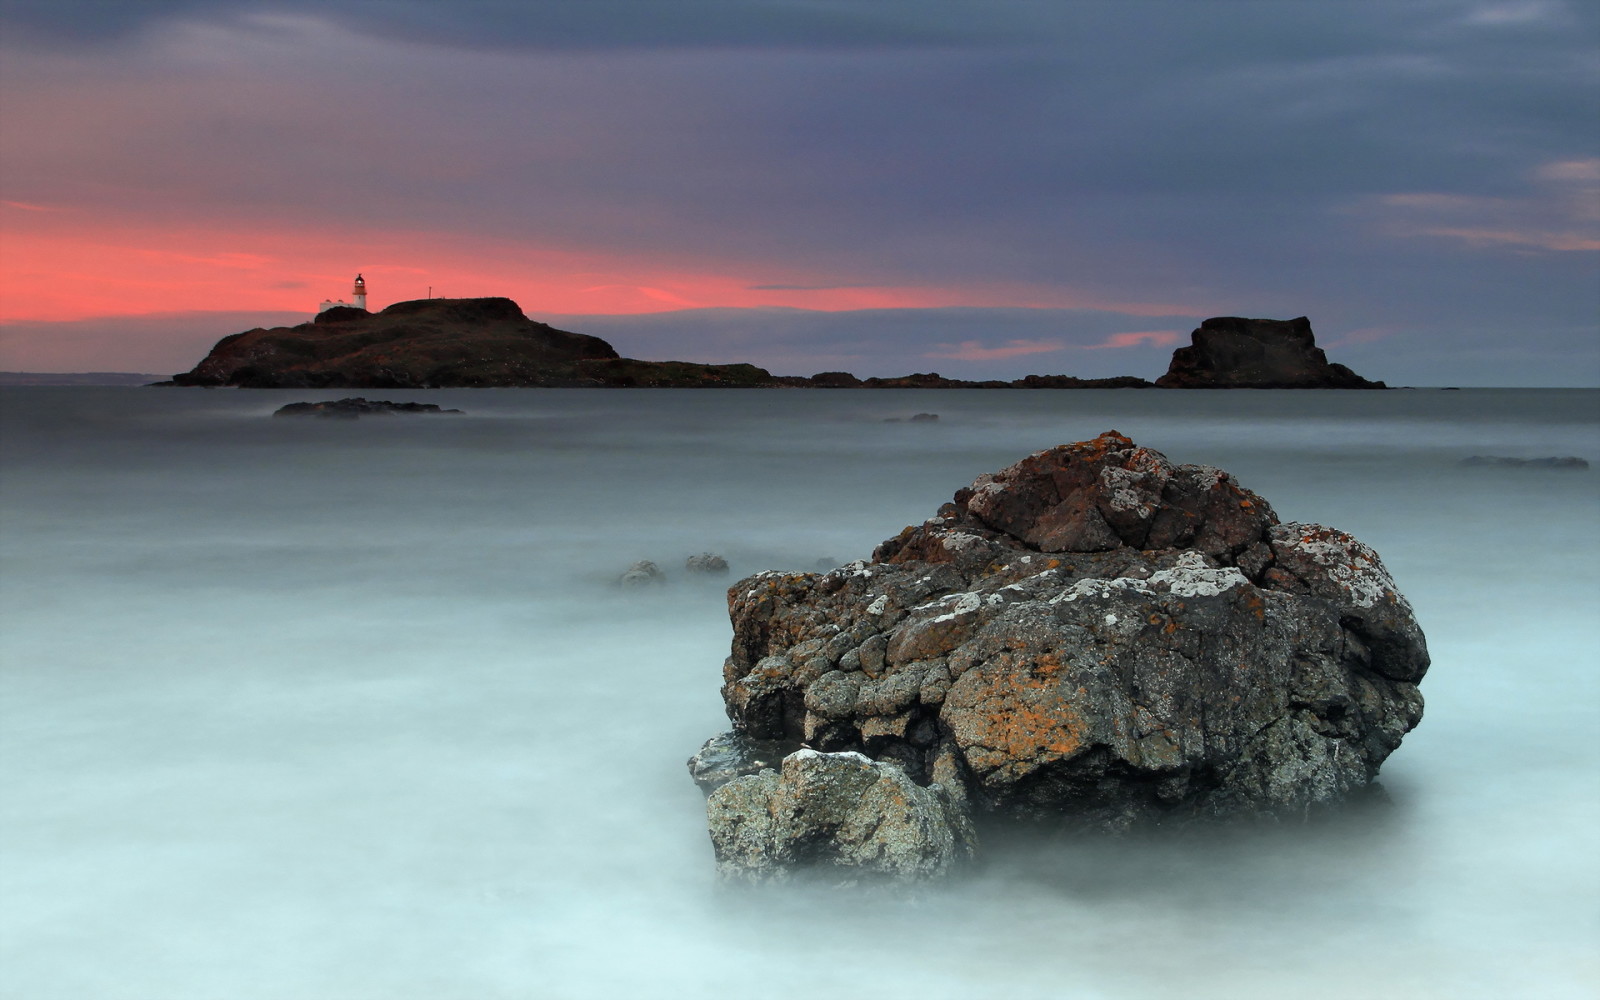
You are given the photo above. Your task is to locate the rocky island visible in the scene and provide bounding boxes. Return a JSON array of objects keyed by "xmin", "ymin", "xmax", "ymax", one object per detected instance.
[
  {"xmin": 164, "ymin": 297, "xmax": 1387, "ymax": 389},
  {"xmin": 1156, "ymin": 316, "xmax": 1386, "ymax": 389},
  {"xmin": 689, "ymin": 432, "xmax": 1428, "ymax": 883}
]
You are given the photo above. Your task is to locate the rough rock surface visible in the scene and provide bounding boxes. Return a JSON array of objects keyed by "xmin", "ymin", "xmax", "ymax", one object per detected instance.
[
  {"xmin": 272, "ymin": 397, "xmax": 463, "ymax": 418},
  {"xmin": 704, "ymin": 749, "xmax": 977, "ymax": 884},
  {"xmin": 699, "ymin": 432, "xmax": 1428, "ymax": 863},
  {"xmin": 1156, "ymin": 316, "xmax": 1386, "ymax": 389}
]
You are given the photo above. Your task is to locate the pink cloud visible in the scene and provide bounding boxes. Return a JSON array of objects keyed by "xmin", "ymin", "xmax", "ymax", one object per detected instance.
[
  {"xmin": 1085, "ymin": 330, "xmax": 1181, "ymax": 350},
  {"xmin": 1415, "ymin": 227, "xmax": 1600, "ymax": 252},
  {"xmin": 1372, "ymin": 163, "xmax": 1600, "ymax": 252},
  {"xmin": 926, "ymin": 339, "xmax": 1066, "ymax": 361},
  {"xmin": 1326, "ymin": 326, "xmax": 1398, "ymax": 347}
]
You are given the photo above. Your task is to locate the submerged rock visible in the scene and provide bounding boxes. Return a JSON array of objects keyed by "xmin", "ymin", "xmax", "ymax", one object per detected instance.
[
  {"xmin": 692, "ymin": 431, "xmax": 1429, "ymax": 880},
  {"xmin": 685, "ymin": 553, "xmax": 730, "ymax": 575},
  {"xmin": 619, "ymin": 560, "xmax": 666, "ymax": 587},
  {"xmin": 1459, "ymin": 455, "xmax": 1589, "ymax": 469}
]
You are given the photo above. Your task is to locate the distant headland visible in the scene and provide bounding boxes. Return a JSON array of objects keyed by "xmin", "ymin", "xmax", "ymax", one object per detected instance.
[{"xmin": 158, "ymin": 292, "xmax": 1386, "ymax": 390}]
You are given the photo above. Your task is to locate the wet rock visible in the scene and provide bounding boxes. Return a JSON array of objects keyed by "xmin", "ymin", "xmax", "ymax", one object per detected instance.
[
  {"xmin": 685, "ymin": 553, "xmax": 730, "ymax": 575},
  {"xmin": 704, "ymin": 749, "xmax": 977, "ymax": 884},
  {"xmin": 697, "ymin": 431, "xmax": 1428, "ymax": 870},
  {"xmin": 272, "ymin": 397, "xmax": 464, "ymax": 418},
  {"xmin": 688, "ymin": 732, "xmax": 805, "ymax": 793},
  {"xmin": 618, "ymin": 560, "xmax": 665, "ymax": 587}
]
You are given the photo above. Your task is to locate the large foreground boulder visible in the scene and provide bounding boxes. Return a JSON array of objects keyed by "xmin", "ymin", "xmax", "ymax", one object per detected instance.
[{"xmin": 692, "ymin": 432, "xmax": 1428, "ymax": 879}]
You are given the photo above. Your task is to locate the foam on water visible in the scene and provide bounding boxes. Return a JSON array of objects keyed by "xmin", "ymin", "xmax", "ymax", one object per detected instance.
[{"xmin": 2, "ymin": 388, "xmax": 1596, "ymax": 999}]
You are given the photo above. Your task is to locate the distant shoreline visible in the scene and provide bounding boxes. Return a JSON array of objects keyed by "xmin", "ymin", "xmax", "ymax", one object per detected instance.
[{"xmin": 0, "ymin": 372, "xmax": 164, "ymax": 386}]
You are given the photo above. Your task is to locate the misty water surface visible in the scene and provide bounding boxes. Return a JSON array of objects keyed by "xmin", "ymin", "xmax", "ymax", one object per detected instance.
[{"xmin": 1, "ymin": 388, "xmax": 1596, "ymax": 999}]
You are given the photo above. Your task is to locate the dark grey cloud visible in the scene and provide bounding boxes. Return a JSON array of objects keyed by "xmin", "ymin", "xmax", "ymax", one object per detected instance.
[{"xmin": 0, "ymin": 0, "xmax": 1015, "ymax": 49}]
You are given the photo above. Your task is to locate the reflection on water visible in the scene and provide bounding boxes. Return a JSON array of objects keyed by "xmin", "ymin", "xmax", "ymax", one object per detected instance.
[{"xmin": 1, "ymin": 388, "xmax": 1596, "ymax": 999}]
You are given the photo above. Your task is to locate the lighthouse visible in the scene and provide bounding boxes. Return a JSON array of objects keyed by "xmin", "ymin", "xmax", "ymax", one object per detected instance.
[{"xmin": 317, "ymin": 274, "xmax": 371, "ymax": 314}]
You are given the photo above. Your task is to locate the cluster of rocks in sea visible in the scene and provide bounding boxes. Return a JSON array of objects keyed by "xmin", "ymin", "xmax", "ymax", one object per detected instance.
[
  {"xmin": 619, "ymin": 554, "xmax": 730, "ymax": 587},
  {"xmin": 272, "ymin": 398, "xmax": 463, "ymax": 419},
  {"xmin": 688, "ymin": 432, "xmax": 1430, "ymax": 885}
]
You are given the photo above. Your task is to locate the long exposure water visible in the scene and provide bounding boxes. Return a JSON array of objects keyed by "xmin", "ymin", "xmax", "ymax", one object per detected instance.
[{"xmin": 1, "ymin": 387, "xmax": 1596, "ymax": 999}]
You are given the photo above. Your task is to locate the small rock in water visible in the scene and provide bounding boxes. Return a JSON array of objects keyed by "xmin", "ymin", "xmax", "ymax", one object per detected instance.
[
  {"xmin": 272, "ymin": 397, "xmax": 464, "ymax": 419},
  {"xmin": 909, "ymin": 412, "xmax": 939, "ymax": 422},
  {"xmin": 618, "ymin": 560, "xmax": 665, "ymax": 587},
  {"xmin": 1459, "ymin": 455, "xmax": 1588, "ymax": 469},
  {"xmin": 684, "ymin": 553, "xmax": 730, "ymax": 575}
]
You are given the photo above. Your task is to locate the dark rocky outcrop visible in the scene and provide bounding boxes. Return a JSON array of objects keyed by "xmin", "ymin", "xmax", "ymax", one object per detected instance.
[
  {"xmin": 272, "ymin": 397, "xmax": 463, "ymax": 419},
  {"xmin": 692, "ymin": 432, "xmax": 1428, "ymax": 880},
  {"xmin": 164, "ymin": 299, "xmax": 1389, "ymax": 390},
  {"xmin": 1015, "ymin": 374, "xmax": 1156, "ymax": 389},
  {"xmin": 171, "ymin": 298, "xmax": 620, "ymax": 388},
  {"xmin": 1156, "ymin": 317, "xmax": 1385, "ymax": 389}
]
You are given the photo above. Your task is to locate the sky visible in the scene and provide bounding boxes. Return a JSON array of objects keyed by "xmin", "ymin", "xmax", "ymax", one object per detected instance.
[{"xmin": 0, "ymin": 0, "xmax": 1596, "ymax": 385}]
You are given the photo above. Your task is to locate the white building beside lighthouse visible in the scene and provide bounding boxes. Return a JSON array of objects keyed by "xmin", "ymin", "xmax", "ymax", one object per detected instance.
[{"xmin": 318, "ymin": 274, "xmax": 369, "ymax": 314}]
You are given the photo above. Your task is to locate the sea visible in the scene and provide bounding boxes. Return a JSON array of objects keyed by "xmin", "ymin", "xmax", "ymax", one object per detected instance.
[{"xmin": 1, "ymin": 386, "xmax": 1596, "ymax": 1000}]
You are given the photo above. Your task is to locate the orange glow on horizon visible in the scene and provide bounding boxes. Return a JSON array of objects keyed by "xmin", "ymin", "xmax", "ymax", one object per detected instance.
[{"xmin": 0, "ymin": 214, "xmax": 1200, "ymax": 324}]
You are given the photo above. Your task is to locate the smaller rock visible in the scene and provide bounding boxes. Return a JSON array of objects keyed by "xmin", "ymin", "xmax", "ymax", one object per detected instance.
[
  {"xmin": 704, "ymin": 749, "xmax": 976, "ymax": 885},
  {"xmin": 688, "ymin": 732, "xmax": 804, "ymax": 793},
  {"xmin": 619, "ymin": 560, "xmax": 665, "ymax": 587},
  {"xmin": 685, "ymin": 553, "xmax": 730, "ymax": 575}
]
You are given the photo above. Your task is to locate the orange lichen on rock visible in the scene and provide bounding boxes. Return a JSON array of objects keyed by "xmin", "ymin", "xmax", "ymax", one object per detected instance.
[{"xmin": 945, "ymin": 654, "xmax": 1090, "ymax": 778}]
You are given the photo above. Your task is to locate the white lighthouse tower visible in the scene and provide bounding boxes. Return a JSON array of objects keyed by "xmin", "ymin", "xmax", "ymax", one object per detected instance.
[{"xmin": 318, "ymin": 274, "xmax": 370, "ymax": 314}]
